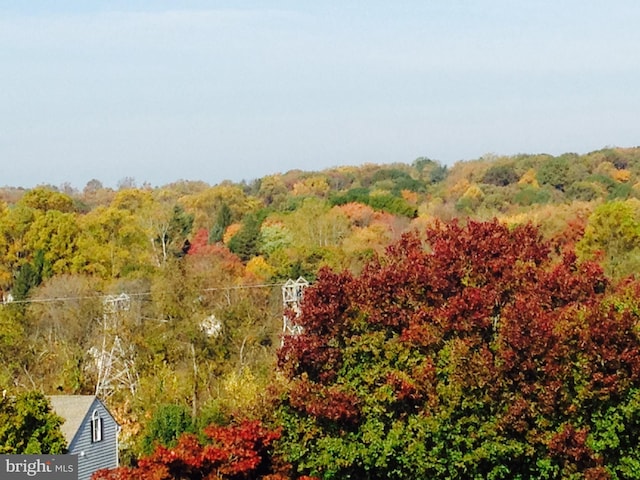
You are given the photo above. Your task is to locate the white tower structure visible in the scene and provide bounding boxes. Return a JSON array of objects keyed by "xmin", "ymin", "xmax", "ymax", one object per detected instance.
[
  {"xmin": 91, "ymin": 293, "xmax": 138, "ymax": 399},
  {"xmin": 282, "ymin": 277, "xmax": 309, "ymax": 338}
]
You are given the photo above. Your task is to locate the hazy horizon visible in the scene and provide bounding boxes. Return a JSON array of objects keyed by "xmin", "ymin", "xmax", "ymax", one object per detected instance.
[{"xmin": 3, "ymin": 1, "xmax": 639, "ymax": 189}]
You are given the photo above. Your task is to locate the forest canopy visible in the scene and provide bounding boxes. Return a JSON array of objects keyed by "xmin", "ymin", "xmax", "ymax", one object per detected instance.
[{"xmin": 3, "ymin": 146, "xmax": 640, "ymax": 479}]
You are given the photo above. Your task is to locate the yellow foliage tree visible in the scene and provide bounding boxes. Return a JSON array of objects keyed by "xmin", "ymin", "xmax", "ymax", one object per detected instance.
[
  {"xmin": 518, "ymin": 168, "xmax": 540, "ymax": 188},
  {"xmin": 180, "ymin": 184, "xmax": 261, "ymax": 231},
  {"xmin": 292, "ymin": 176, "xmax": 330, "ymax": 198},
  {"xmin": 245, "ymin": 256, "xmax": 275, "ymax": 282},
  {"xmin": 23, "ymin": 210, "xmax": 81, "ymax": 275},
  {"xmin": 75, "ymin": 206, "xmax": 150, "ymax": 278},
  {"xmin": 401, "ymin": 189, "xmax": 419, "ymax": 205},
  {"xmin": 462, "ymin": 184, "xmax": 485, "ymax": 201},
  {"xmin": 612, "ymin": 169, "xmax": 631, "ymax": 183}
]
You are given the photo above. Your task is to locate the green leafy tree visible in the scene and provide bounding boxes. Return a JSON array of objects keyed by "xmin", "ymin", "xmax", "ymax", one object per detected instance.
[
  {"xmin": 577, "ymin": 199, "xmax": 640, "ymax": 279},
  {"xmin": 284, "ymin": 199, "xmax": 350, "ymax": 249},
  {"xmin": 0, "ymin": 392, "xmax": 67, "ymax": 454},
  {"xmin": 413, "ymin": 157, "xmax": 448, "ymax": 184},
  {"xmin": 258, "ymin": 175, "xmax": 290, "ymax": 209},
  {"xmin": 565, "ymin": 181, "xmax": 604, "ymax": 201},
  {"xmin": 24, "ymin": 274, "xmax": 102, "ymax": 393},
  {"xmin": 0, "ymin": 305, "xmax": 26, "ymax": 387},
  {"xmin": 259, "ymin": 221, "xmax": 294, "ymax": 257},
  {"xmin": 140, "ymin": 404, "xmax": 195, "ymax": 455},
  {"xmin": 514, "ymin": 185, "xmax": 552, "ymax": 206},
  {"xmin": 609, "ymin": 181, "xmax": 635, "ymax": 200},
  {"xmin": 481, "ymin": 164, "xmax": 519, "ymax": 186},
  {"xmin": 331, "ymin": 189, "xmax": 417, "ymax": 217},
  {"xmin": 537, "ymin": 156, "xmax": 570, "ymax": 191},
  {"xmin": 368, "ymin": 168, "xmax": 425, "ymax": 194},
  {"xmin": 138, "ymin": 256, "xmax": 229, "ymax": 422},
  {"xmin": 428, "ymin": 163, "xmax": 448, "ymax": 184}
]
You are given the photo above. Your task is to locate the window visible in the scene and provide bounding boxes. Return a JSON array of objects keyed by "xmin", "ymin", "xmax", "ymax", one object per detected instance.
[{"xmin": 91, "ymin": 410, "xmax": 102, "ymax": 442}]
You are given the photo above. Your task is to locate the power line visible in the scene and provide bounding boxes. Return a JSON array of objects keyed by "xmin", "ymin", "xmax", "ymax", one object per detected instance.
[{"xmin": 1, "ymin": 282, "xmax": 285, "ymax": 307}]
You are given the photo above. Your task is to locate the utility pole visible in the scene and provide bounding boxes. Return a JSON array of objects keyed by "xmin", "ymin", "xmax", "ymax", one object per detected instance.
[
  {"xmin": 90, "ymin": 293, "xmax": 138, "ymax": 399},
  {"xmin": 282, "ymin": 277, "xmax": 309, "ymax": 341}
]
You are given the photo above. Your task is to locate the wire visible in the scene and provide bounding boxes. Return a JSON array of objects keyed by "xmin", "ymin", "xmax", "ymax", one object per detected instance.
[{"xmin": 1, "ymin": 282, "xmax": 286, "ymax": 307}]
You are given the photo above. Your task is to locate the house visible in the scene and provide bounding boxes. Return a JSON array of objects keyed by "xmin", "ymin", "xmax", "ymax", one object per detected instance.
[{"xmin": 49, "ymin": 395, "xmax": 119, "ymax": 480}]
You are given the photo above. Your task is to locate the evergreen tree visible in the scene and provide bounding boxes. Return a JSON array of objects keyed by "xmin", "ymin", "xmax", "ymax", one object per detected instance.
[
  {"xmin": 228, "ymin": 213, "xmax": 263, "ymax": 262},
  {"xmin": 210, "ymin": 203, "xmax": 232, "ymax": 243},
  {"xmin": 12, "ymin": 250, "xmax": 50, "ymax": 301}
]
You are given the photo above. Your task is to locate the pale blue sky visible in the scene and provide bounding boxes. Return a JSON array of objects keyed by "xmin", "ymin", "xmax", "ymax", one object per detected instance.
[{"xmin": 2, "ymin": 1, "xmax": 639, "ymax": 189}]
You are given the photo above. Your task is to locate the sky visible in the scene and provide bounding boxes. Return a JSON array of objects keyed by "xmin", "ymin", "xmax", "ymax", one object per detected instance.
[{"xmin": 2, "ymin": 1, "xmax": 640, "ymax": 189}]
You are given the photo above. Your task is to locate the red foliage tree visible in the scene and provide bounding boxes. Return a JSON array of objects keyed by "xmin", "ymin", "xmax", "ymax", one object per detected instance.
[
  {"xmin": 276, "ymin": 219, "xmax": 640, "ymax": 478},
  {"xmin": 92, "ymin": 420, "xmax": 285, "ymax": 480}
]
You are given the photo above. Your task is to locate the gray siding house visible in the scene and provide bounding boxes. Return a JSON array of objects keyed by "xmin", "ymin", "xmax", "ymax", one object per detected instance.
[{"xmin": 49, "ymin": 396, "xmax": 119, "ymax": 480}]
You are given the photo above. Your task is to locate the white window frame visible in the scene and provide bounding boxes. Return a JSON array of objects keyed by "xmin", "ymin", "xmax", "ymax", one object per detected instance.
[{"xmin": 91, "ymin": 409, "xmax": 102, "ymax": 442}]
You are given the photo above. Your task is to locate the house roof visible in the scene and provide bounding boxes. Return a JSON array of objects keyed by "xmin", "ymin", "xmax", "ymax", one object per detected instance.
[{"xmin": 48, "ymin": 395, "xmax": 100, "ymax": 445}]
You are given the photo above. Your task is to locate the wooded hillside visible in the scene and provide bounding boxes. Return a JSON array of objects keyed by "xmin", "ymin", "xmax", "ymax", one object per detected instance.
[{"xmin": 3, "ymin": 146, "xmax": 640, "ymax": 478}]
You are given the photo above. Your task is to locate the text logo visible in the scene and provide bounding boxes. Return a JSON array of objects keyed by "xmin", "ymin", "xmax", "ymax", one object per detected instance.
[{"xmin": 1, "ymin": 455, "xmax": 77, "ymax": 479}]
